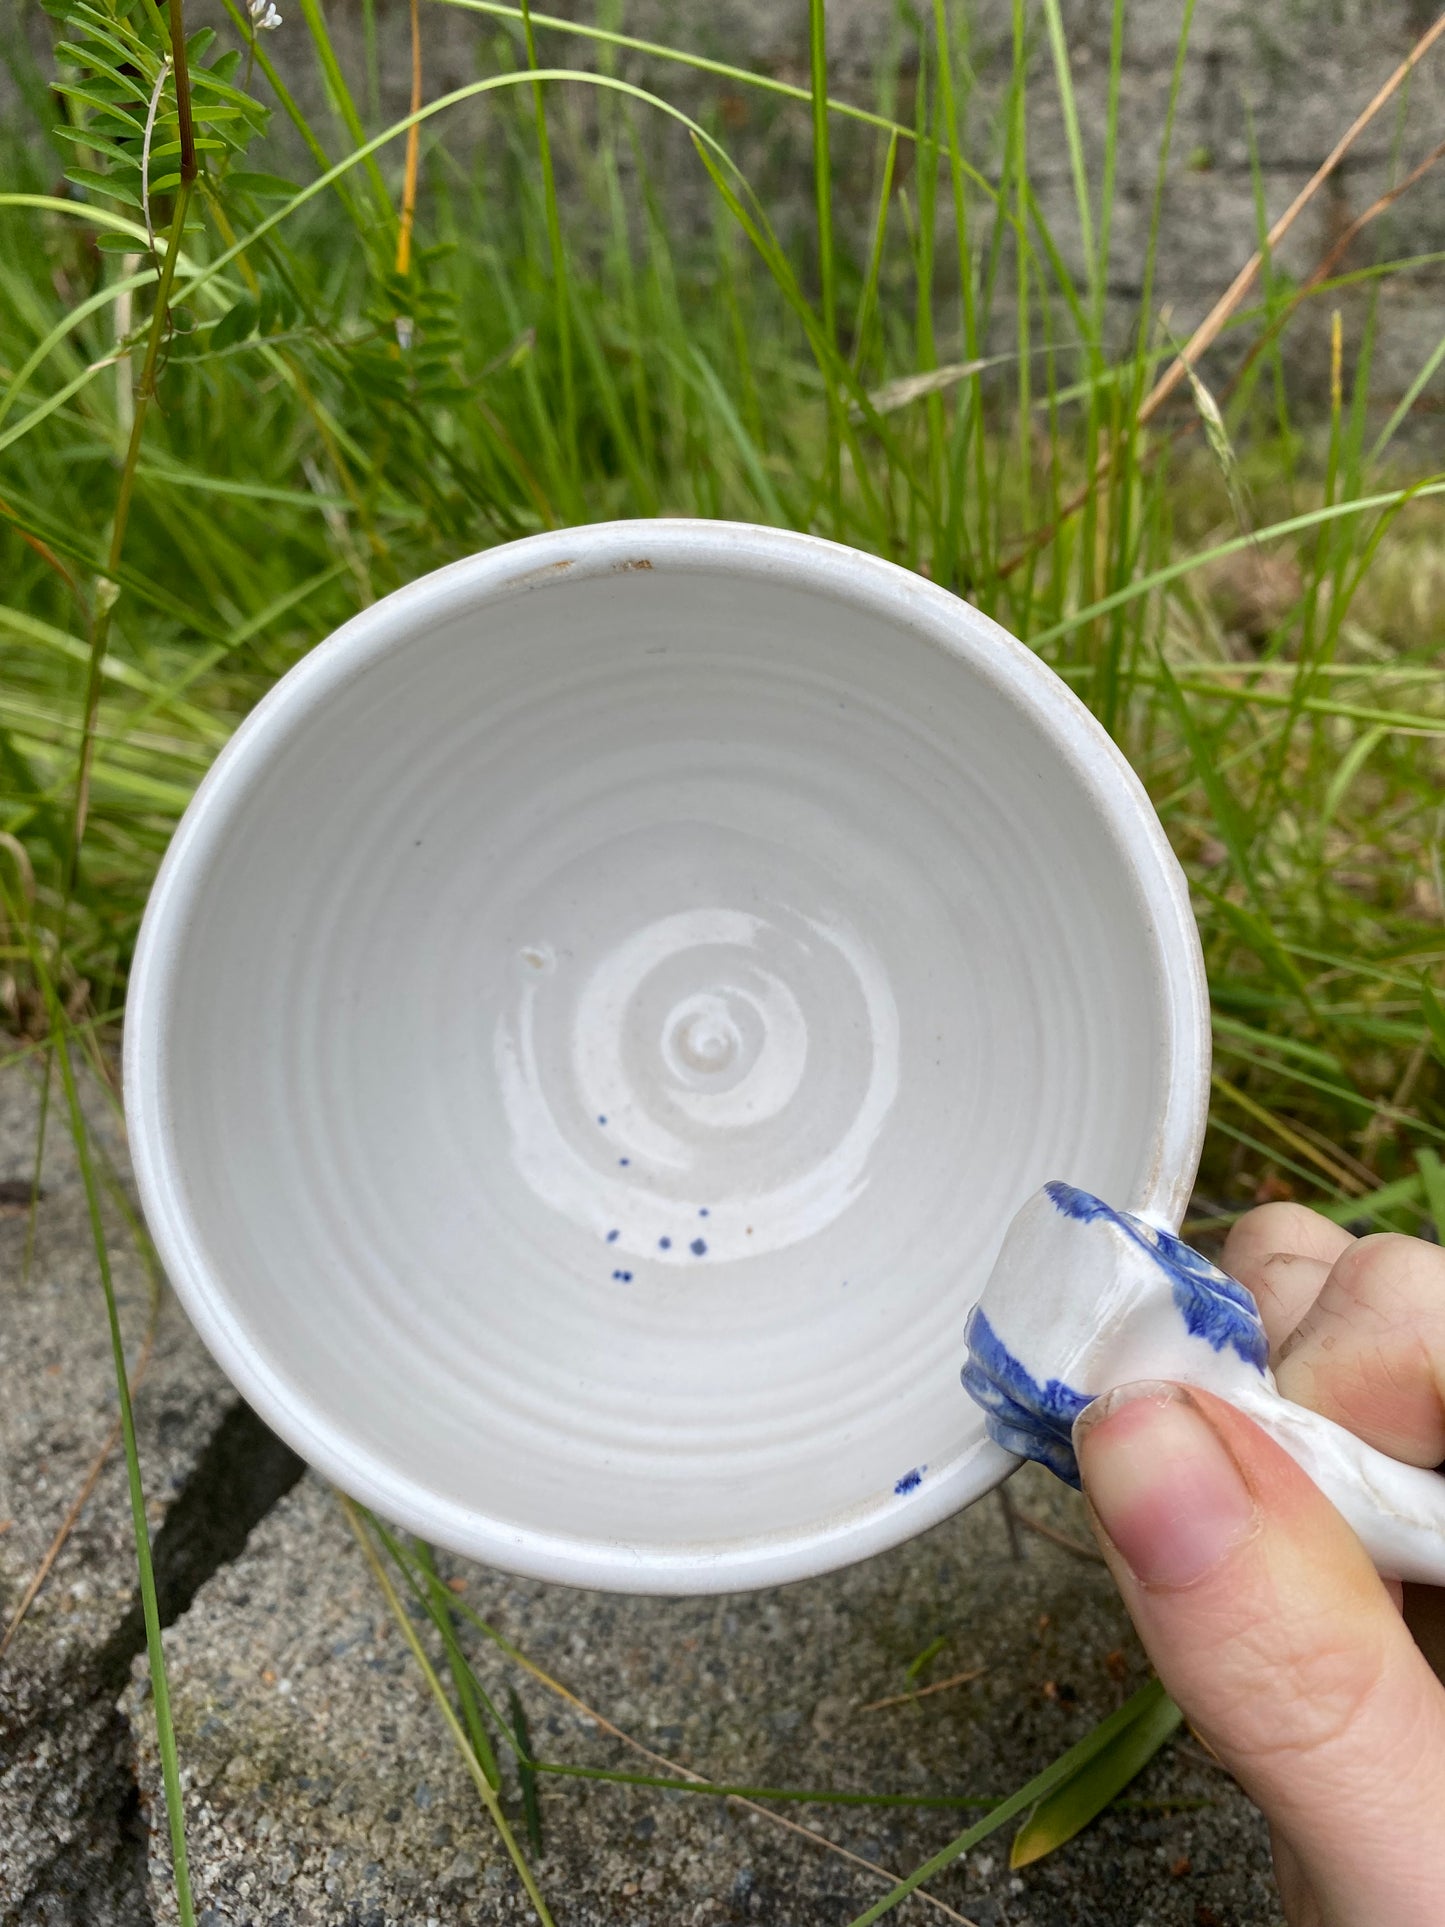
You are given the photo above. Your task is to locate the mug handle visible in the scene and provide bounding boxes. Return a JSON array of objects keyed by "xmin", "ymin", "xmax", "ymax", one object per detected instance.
[{"xmin": 962, "ymin": 1181, "xmax": 1445, "ymax": 1587}]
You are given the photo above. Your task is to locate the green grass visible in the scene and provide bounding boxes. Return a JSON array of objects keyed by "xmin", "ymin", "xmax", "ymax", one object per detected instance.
[{"xmin": 2, "ymin": 0, "xmax": 1444, "ymax": 1918}]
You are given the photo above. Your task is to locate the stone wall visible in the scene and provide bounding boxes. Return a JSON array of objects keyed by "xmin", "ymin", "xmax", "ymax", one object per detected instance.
[
  {"xmin": 295, "ymin": 0, "xmax": 1445, "ymax": 410},
  {"xmin": 10, "ymin": 0, "xmax": 1445, "ymax": 411}
]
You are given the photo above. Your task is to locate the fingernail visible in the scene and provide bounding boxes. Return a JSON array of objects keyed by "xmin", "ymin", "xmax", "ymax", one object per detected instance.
[{"xmin": 1073, "ymin": 1382, "xmax": 1258, "ymax": 1590}]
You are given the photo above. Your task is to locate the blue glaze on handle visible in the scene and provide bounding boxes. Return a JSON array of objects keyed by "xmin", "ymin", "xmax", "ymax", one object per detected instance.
[
  {"xmin": 1044, "ymin": 1182, "xmax": 1268, "ymax": 1372},
  {"xmin": 961, "ymin": 1306, "xmax": 1091, "ymax": 1487},
  {"xmin": 963, "ymin": 1185, "xmax": 1271, "ymax": 1486}
]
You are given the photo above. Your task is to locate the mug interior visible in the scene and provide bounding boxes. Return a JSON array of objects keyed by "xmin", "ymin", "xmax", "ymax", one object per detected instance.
[{"xmin": 127, "ymin": 524, "xmax": 1206, "ymax": 1590}]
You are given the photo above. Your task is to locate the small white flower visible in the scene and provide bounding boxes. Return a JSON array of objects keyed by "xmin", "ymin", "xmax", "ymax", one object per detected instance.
[
  {"xmin": 249, "ymin": 0, "xmax": 282, "ymax": 29},
  {"xmin": 394, "ymin": 315, "xmax": 415, "ymax": 351}
]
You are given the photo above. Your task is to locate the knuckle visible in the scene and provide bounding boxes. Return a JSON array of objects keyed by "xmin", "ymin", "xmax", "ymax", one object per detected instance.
[
  {"xmin": 1224, "ymin": 1203, "xmax": 1322, "ymax": 1268},
  {"xmin": 1219, "ymin": 1611, "xmax": 1392, "ymax": 1768},
  {"xmin": 1327, "ymin": 1234, "xmax": 1445, "ymax": 1325}
]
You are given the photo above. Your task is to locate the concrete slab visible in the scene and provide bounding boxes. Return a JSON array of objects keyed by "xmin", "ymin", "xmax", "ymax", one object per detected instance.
[
  {"xmin": 128, "ymin": 1473, "xmax": 1281, "ymax": 1925},
  {"xmin": 0, "ymin": 1059, "xmax": 302, "ymax": 1926},
  {"xmin": 0, "ymin": 1058, "xmax": 1280, "ymax": 1924}
]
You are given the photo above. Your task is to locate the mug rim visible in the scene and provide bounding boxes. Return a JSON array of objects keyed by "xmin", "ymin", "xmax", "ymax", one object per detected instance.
[{"xmin": 124, "ymin": 518, "xmax": 1210, "ymax": 1593}]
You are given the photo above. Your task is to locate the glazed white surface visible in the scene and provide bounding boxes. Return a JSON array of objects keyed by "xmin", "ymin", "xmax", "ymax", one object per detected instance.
[{"xmin": 125, "ymin": 522, "xmax": 1208, "ymax": 1590}]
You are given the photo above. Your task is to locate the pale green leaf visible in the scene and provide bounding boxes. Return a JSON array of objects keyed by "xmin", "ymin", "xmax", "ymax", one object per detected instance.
[{"xmin": 1010, "ymin": 1682, "xmax": 1183, "ymax": 1868}]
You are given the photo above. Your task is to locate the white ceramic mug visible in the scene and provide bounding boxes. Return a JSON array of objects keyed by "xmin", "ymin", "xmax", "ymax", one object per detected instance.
[{"xmin": 125, "ymin": 520, "xmax": 1209, "ymax": 1593}]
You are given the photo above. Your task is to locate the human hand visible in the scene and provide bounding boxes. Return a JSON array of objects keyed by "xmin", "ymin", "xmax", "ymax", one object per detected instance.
[{"xmin": 1073, "ymin": 1204, "xmax": 1445, "ymax": 1927}]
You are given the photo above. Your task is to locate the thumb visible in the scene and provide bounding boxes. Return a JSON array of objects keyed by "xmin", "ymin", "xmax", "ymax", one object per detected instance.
[{"xmin": 1075, "ymin": 1381, "xmax": 1445, "ymax": 1926}]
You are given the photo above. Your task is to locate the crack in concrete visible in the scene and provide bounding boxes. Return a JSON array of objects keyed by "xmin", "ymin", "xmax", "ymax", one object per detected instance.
[
  {"xmin": 92, "ymin": 1401, "xmax": 307, "ymax": 1702},
  {"xmin": 5, "ymin": 1699, "xmax": 154, "ymax": 1927},
  {"xmin": 3, "ymin": 1400, "xmax": 306, "ymax": 1925}
]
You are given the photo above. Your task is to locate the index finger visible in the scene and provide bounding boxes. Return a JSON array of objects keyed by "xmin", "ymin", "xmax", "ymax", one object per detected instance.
[{"xmin": 1222, "ymin": 1203, "xmax": 1356, "ymax": 1347}]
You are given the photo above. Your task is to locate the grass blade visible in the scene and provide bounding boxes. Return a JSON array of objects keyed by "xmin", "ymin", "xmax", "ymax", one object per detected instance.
[
  {"xmin": 851, "ymin": 127, "xmax": 897, "ymax": 370},
  {"xmin": 808, "ymin": 0, "xmax": 840, "ymax": 529},
  {"xmin": 1422, "ymin": 978, "xmax": 1445, "ymax": 1069},
  {"xmin": 1039, "ymin": 0, "xmax": 1094, "ymax": 315},
  {"xmin": 413, "ymin": 1540, "xmax": 502, "ymax": 1790},
  {"xmin": 22, "ymin": 964, "xmax": 196, "ymax": 1924},
  {"xmin": 509, "ymin": 1686, "xmax": 544, "ymax": 1854},
  {"xmin": 340, "ymin": 1499, "xmax": 557, "ymax": 1927},
  {"xmin": 518, "ymin": 0, "xmax": 577, "ymax": 494},
  {"xmin": 292, "ymin": 0, "xmax": 391, "ymax": 220},
  {"xmin": 1417, "ymin": 1148, "xmax": 1445, "ymax": 1238},
  {"xmin": 1028, "ymin": 480, "xmax": 1445, "ymax": 657},
  {"xmin": 1289, "ymin": 1174, "xmax": 1423, "ymax": 1230},
  {"xmin": 1009, "ymin": 1681, "xmax": 1183, "ymax": 1868},
  {"xmin": 839, "ymin": 1679, "xmax": 1180, "ymax": 1926}
]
